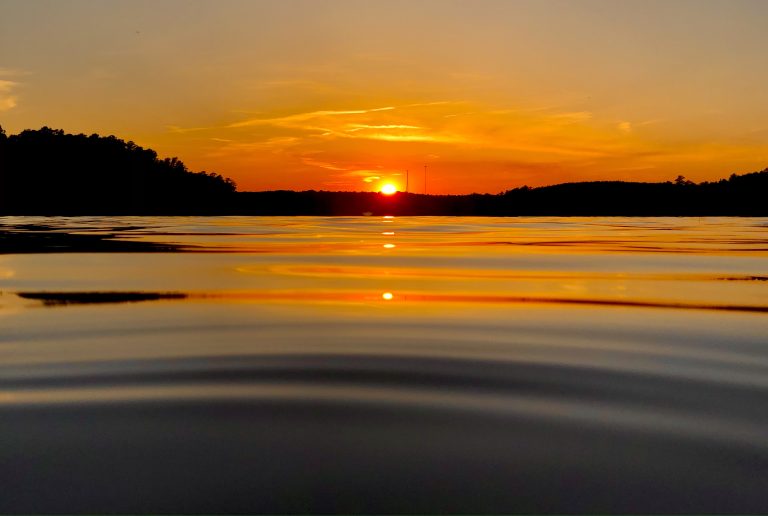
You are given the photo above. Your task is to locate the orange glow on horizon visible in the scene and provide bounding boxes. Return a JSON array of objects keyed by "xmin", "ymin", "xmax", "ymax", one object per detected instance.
[{"xmin": 150, "ymin": 97, "xmax": 768, "ymax": 194}]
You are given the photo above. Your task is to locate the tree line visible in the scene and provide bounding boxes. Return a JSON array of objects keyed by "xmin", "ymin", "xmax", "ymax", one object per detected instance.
[
  {"xmin": 1, "ymin": 126, "xmax": 766, "ymax": 215},
  {"xmin": 0, "ymin": 126, "xmax": 236, "ymax": 214},
  {"xmin": 235, "ymin": 170, "xmax": 768, "ymax": 216}
]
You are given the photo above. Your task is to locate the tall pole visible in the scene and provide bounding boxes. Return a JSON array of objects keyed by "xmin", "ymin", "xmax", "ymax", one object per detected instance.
[{"xmin": 424, "ymin": 165, "xmax": 427, "ymax": 195}]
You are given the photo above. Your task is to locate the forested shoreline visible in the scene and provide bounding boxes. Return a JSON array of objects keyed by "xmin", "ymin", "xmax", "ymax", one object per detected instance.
[{"xmin": 1, "ymin": 127, "xmax": 766, "ymax": 216}]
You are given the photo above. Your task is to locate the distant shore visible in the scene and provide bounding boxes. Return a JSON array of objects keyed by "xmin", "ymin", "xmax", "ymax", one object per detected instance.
[
  {"xmin": 4, "ymin": 175, "xmax": 768, "ymax": 217},
  {"xmin": 2, "ymin": 127, "xmax": 767, "ymax": 216},
  {"xmin": 5, "ymin": 180, "xmax": 768, "ymax": 217},
  {"xmin": 229, "ymin": 176, "xmax": 768, "ymax": 216}
]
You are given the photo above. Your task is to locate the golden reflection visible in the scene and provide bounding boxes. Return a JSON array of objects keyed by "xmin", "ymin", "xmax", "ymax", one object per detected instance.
[
  {"xmin": 382, "ymin": 292, "xmax": 394, "ymax": 301},
  {"xmin": 382, "ymin": 231, "xmax": 395, "ymax": 236},
  {"xmin": 383, "ymin": 243, "xmax": 396, "ymax": 249}
]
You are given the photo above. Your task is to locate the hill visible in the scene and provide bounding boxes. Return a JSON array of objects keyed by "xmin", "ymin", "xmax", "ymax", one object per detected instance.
[{"xmin": 233, "ymin": 172, "xmax": 768, "ymax": 216}]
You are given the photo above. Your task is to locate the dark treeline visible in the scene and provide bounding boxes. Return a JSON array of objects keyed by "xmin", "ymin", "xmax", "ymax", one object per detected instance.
[
  {"xmin": 237, "ymin": 171, "xmax": 768, "ymax": 216},
  {"xmin": 1, "ymin": 126, "xmax": 767, "ymax": 215},
  {"xmin": 0, "ymin": 126, "xmax": 235, "ymax": 214}
]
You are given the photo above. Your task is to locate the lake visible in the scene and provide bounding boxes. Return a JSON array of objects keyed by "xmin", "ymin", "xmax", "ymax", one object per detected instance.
[{"xmin": 1, "ymin": 216, "xmax": 767, "ymax": 513}]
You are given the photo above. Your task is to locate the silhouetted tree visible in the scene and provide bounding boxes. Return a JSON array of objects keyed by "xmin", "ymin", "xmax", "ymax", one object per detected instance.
[{"xmin": 0, "ymin": 127, "xmax": 236, "ymax": 214}]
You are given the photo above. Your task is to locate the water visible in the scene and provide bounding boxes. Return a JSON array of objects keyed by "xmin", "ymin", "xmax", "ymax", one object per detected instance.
[{"xmin": 1, "ymin": 216, "xmax": 767, "ymax": 513}]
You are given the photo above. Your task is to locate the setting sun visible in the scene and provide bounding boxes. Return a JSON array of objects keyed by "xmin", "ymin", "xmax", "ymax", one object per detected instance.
[{"xmin": 380, "ymin": 183, "xmax": 397, "ymax": 195}]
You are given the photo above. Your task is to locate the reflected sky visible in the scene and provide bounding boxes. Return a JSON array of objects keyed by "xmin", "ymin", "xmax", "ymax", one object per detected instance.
[
  {"xmin": 1, "ymin": 216, "xmax": 767, "ymax": 311},
  {"xmin": 1, "ymin": 216, "xmax": 767, "ymax": 513}
]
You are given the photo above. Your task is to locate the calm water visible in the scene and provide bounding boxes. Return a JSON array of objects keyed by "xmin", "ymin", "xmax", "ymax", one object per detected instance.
[{"xmin": 1, "ymin": 216, "xmax": 767, "ymax": 513}]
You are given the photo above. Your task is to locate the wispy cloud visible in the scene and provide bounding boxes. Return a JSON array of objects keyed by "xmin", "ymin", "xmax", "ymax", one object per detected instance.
[
  {"xmin": 340, "ymin": 170, "xmax": 385, "ymax": 183},
  {"xmin": 349, "ymin": 132, "xmax": 456, "ymax": 143},
  {"xmin": 0, "ymin": 80, "xmax": 19, "ymax": 112},
  {"xmin": 167, "ymin": 125, "xmax": 212, "ymax": 134},
  {"xmin": 228, "ymin": 106, "xmax": 395, "ymax": 129},
  {"xmin": 0, "ymin": 68, "xmax": 29, "ymax": 77},
  {"xmin": 548, "ymin": 111, "xmax": 593, "ymax": 123},
  {"xmin": 347, "ymin": 124, "xmax": 421, "ymax": 131},
  {"xmin": 301, "ymin": 156, "xmax": 348, "ymax": 171},
  {"xmin": 202, "ymin": 136, "xmax": 302, "ymax": 158}
]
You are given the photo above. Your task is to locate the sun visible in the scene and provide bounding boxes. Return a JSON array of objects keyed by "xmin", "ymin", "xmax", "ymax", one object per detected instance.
[{"xmin": 380, "ymin": 183, "xmax": 398, "ymax": 195}]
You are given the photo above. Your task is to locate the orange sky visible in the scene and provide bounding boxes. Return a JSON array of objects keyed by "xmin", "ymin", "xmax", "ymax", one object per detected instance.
[{"xmin": 2, "ymin": 0, "xmax": 768, "ymax": 193}]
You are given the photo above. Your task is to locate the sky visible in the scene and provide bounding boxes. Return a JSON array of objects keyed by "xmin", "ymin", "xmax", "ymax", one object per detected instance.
[{"xmin": 2, "ymin": 0, "xmax": 768, "ymax": 193}]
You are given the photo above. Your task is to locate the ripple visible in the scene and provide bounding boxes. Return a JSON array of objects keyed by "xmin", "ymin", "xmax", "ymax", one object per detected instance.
[
  {"xmin": 3, "ymin": 352, "xmax": 768, "ymax": 512},
  {"xmin": 13, "ymin": 289, "xmax": 768, "ymax": 313},
  {"xmin": 2, "ymin": 216, "xmax": 768, "ymax": 513}
]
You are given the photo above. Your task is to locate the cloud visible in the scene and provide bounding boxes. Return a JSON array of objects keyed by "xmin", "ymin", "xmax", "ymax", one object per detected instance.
[
  {"xmin": 301, "ymin": 156, "xmax": 348, "ymax": 170},
  {"xmin": 228, "ymin": 106, "xmax": 395, "ymax": 129},
  {"xmin": 0, "ymin": 68, "xmax": 29, "ymax": 77},
  {"xmin": 548, "ymin": 111, "xmax": 593, "ymax": 123},
  {"xmin": 201, "ymin": 136, "xmax": 302, "ymax": 158},
  {"xmin": 0, "ymin": 80, "xmax": 19, "ymax": 112},
  {"xmin": 352, "ymin": 132, "xmax": 455, "ymax": 143},
  {"xmin": 347, "ymin": 124, "xmax": 421, "ymax": 131},
  {"xmin": 167, "ymin": 124, "xmax": 213, "ymax": 134},
  {"xmin": 213, "ymin": 102, "xmax": 473, "ymax": 146},
  {"xmin": 342, "ymin": 170, "xmax": 385, "ymax": 178}
]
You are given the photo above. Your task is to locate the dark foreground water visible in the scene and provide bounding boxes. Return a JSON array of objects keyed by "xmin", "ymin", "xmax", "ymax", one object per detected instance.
[{"xmin": 1, "ymin": 216, "xmax": 767, "ymax": 513}]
